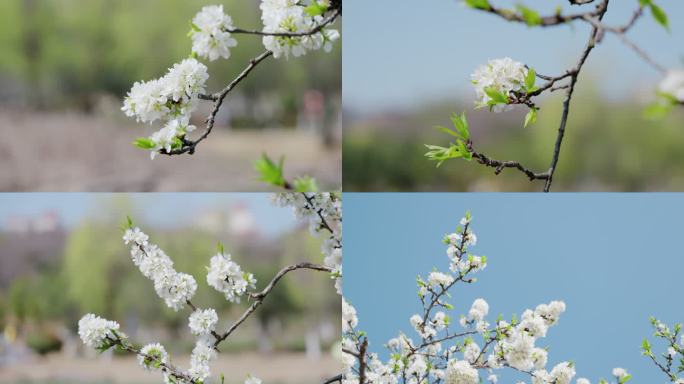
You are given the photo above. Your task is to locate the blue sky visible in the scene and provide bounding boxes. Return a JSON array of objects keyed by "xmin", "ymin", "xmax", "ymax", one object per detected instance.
[
  {"xmin": 343, "ymin": 0, "xmax": 684, "ymax": 113},
  {"xmin": 344, "ymin": 193, "xmax": 684, "ymax": 383},
  {"xmin": 0, "ymin": 193, "xmax": 295, "ymax": 237}
]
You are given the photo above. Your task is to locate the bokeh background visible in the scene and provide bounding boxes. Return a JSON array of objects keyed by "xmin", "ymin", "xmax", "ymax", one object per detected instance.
[
  {"xmin": 0, "ymin": 193, "xmax": 341, "ymax": 383},
  {"xmin": 0, "ymin": 0, "xmax": 341, "ymax": 191},
  {"xmin": 344, "ymin": 193, "xmax": 684, "ymax": 383},
  {"xmin": 343, "ymin": 0, "xmax": 684, "ymax": 191}
]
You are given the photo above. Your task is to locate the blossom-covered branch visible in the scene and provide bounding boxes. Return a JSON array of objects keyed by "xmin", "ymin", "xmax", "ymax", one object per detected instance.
[
  {"xmin": 122, "ymin": 1, "xmax": 340, "ymax": 159},
  {"xmin": 77, "ymin": 192, "xmax": 343, "ymax": 384},
  {"xmin": 426, "ymin": 0, "xmax": 682, "ymax": 192},
  {"xmin": 642, "ymin": 318, "xmax": 684, "ymax": 383},
  {"xmin": 342, "ymin": 212, "xmax": 631, "ymax": 384}
]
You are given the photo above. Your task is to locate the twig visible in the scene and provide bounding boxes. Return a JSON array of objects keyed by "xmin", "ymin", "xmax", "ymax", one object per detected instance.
[
  {"xmin": 160, "ymin": 8, "xmax": 340, "ymax": 157},
  {"xmin": 212, "ymin": 262, "xmax": 333, "ymax": 347},
  {"xmin": 163, "ymin": 50, "xmax": 273, "ymax": 156},
  {"xmin": 228, "ymin": 9, "xmax": 340, "ymax": 37}
]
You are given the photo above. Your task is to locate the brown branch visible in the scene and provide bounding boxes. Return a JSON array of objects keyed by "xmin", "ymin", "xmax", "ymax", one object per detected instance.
[
  {"xmin": 471, "ymin": 148, "xmax": 549, "ymax": 181},
  {"xmin": 212, "ymin": 262, "xmax": 333, "ymax": 347},
  {"xmin": 543, "ymin": 0, "xmax": 609, "ymax": 192},
  {"xmin": 162, "ymin": 50, "xmax": 273, "ymax": 156},
  {"xmin": 478, "ymin": 0, "xmax": 607, "ymax": 27}
]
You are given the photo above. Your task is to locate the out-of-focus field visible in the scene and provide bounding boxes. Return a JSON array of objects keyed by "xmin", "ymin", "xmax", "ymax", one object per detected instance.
[
  {"xmin": 0, "ymin": 0, "xmax": 342, "ymax": 191},
  {"xmin": 0, "ymin": 110, "xmax": 341, "ymax": 191},
  {"xmin": 0, "ymin": 352, "xmax": 339, "ymax": 384},
  {"xmin": 343, "ymin": 90, "xmax": 684, "ymax": 191}
]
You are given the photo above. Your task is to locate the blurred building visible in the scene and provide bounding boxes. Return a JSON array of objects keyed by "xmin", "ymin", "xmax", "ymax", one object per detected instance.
[{"xmin": 0, "ymin": 211, "xmax": 66, "ymax": 288}]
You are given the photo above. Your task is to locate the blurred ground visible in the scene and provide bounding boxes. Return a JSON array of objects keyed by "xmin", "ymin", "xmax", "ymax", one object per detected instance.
[
  {"xmin": 0, "ymin": 352, "xmax": 340, "ymax": 384},
  {"xmin": 0, "ymin": 109, "xmax": 341, "ymax": 192}
]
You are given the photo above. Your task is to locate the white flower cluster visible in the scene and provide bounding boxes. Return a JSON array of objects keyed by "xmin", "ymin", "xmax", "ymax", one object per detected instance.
[
  {"xmin": 342, "ymin": 297, "xmax": 358, "ymax": 333},
  {"xmin": 444, "ymin": 216, "xmax": 486, "ymax": 275},
  {"xmin": 206, "ymin": 252, "xmax": 257, "ymax": 303},
  {"xmin": 471, "ymin": 57, "xmax": 528, "ymax": 112},
  {"xmin": 191, "ymin": 5, "xmax": 238, "ymax": 61},
  {"xmin": 138, "ymin": 343, "xmax": 169, "ymax": 371},
  {"xmin": 122, "ymin": 59, "xmax": 207, "ymax": 159},
  {"xmin": 659, "ymin": 70, "xmax": 684, "ymax": 102},
  {"xmin": 260, "ymin": 0, "xmax": 340, "ymax": 59},
  {"xmin": 189, "ymin": 339, "xmax": 218, "ymax": 381},
  {"xmin": 124, "ymin": 227, "xmax": 198, "ymax": 311},
  {"xmin": 189, "ymin": 308, "xmax": 219, "ymax": 336},
  {"xmin": 273, "ymin": 192, "xmax": 342, "ymax": 294},
  {"xmin": 446, "ymin": 359, "xmax": 479, "ymax": 384},
  {"xmin": 78, "ymin": 314, "xmax": 121, "ymax": 349},
  {"xmin": 340, "ymin": 213, "xmax": 604, "ymax": 384}
]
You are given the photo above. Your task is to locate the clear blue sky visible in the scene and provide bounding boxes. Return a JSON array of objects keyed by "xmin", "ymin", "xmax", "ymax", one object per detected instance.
[
  {"xmin": 0, "ymin": 193, "xmax": 295, "ymax": 237},
  {"xmin": 344, "ymin": 193, "xmax": 684, "ymax": 383},
  {"xmin": 343, "ymin": 0, "xmax": 684, "ymax": 113}
]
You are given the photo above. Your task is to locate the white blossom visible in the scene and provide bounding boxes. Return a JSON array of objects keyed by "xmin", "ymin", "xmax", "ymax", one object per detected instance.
[
  {"xmin": 78, "ymin": 314, "xmax": 121, "ymax": 349},
  {"xmin": 612, "ymin": 368, "xmax": 629, "ymax": 380},
  {"xmin": 138, "ymin": 343, "xmax": 169, "ymax": 371},
  {"xmin": 189, "ymin": 308, "xmax": 219, "ymax": 336},
  {"xmin": 191, "ymin": 5, "xmax": 238, "ymax": 61},
  {"xmin": 189, "ymin": 339, "xmax": 218, "ymax": 381},
  {"xmin": 549, "ymin": 362, "xmax": 576, "ymax": 384},
  {"xmin": 260, "ymin": 0, "xmax": 339, "ymax": 59},
  {"xmin": 207, "ymin": 252, "xmax": 256, "ymax": 303},
  {"xmin": 659, "ymin": 70, "xmax": 684, "ymax": 102},
  {"xmin": 471, "ymin": 57, "xmax": 528, "ymax": 112},
  {"xmin": 245, "ymin": 375, "xmax": 262, "ymax": 384},
  {"xmin": 428, "ymin": 271, "xmax": 454, "ymax": 287},
  {"xmin": 445, "ymin": 360, "xmax": 479, "ymax": 384},
  {"xmin": 342, "ymin": 298, "xmax": 358, "ymax": 333}
]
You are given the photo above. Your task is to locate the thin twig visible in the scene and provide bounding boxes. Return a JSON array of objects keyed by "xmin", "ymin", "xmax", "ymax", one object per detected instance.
[
  {"xmin": 163, "ymin": 50, "xmax": 273, "ymax": 156},
  {"xmin": 229, "ymin": 9, "xmax": 340, "ymax": 37},
  {"xmin": 213, "ymin": 262, "xmax": 333, "ymax": 347}
]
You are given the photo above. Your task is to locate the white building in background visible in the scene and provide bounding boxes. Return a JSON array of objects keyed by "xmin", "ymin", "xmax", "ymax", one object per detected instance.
[{"xmin": 194, "ymin": 202, "xmax": 260, "ymax": 240}]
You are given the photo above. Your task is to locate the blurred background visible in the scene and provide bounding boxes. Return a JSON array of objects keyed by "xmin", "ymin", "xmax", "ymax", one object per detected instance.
[
  {"xmin": 0, "ymin": 193, "xmax": 341, "ymax": 383},
  {"xmin": 0, "ymin": 0, "xmax": 341, "ymax": 191},
  {"xmin": 343, "ymin": 0, "xmax": 684, "ymax": 191}
]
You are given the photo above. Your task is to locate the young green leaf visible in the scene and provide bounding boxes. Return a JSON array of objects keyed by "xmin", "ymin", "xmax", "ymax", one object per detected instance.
[
  {"xmin": 649, "ymin": 3, "xmax": 669, "ymax": 30},
  {"xmin": 450, "ymin": 112, "xmax": 471, "ymax": 140},
  {"xmin": 133, "ymin": 137, "xmax": 156, "ymax": 150},
  {"xmin": 465, "ymin": 0, "xmax": 490, "ymax": 10},
  {"xmin": 293, "ymin": 176, "xmax": 319, "ymax": 192},
  {"xmin": 525, "ymin": 67, "xmax": 537, "ymax": 92},
  {"xmin": 254, "ymin": 153, "xmax": 286, "ymax": 187},
  {"xmin": 484, "ymin": 87, "xmax": 509, "ymax": 104},
  {"xmin": 516, "ymin": 4, "xmax": 542, "ymax": 26},
  {"xmin": 524, "ymin": 108, "xmax": 538, "ymax": 128},
  {"xmin": 305, "ymin": 1, "xmax": 329, "ymax": 17}
]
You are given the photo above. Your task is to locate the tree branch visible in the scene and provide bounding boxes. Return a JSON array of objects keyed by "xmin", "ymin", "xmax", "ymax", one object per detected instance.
[
  {"xmin": 228, "ymin": 9, "xmax": 340, "ymax": 37},
  {"xmin": 212, "ymin": 262, "xmax": 334, "ymax": 347}
]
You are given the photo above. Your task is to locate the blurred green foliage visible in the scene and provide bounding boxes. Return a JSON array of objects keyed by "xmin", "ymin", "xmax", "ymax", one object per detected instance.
[
  {"xmin": 344, "ymin": 89, "xmax": 684, "ymax": 191},
  {"xmin": 2, "ymin": 197, "xmax": 337, "ymax": 354},
  {"xmin": 0, "ymin": 0, "xmax": 340, "ymax": 111}
]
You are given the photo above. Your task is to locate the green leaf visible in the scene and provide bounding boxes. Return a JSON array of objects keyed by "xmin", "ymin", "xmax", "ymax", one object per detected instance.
[
  {"xmin": 450, "ymin": 112, "xmax": 470, "ymax": 140},
  {"xmin": 217, "ymin": 241, "xmax": 225, "ymax": 254},
  {"xmin": 516, "ymin": 4, "xmax": 542, "ymax": 26},
  {"xmin": 525, "ymin": 67, "xmax": 536, "ymax": 91},
  {"xmin": 524, "ymin": 108, "xmax": 538, "ymax": 128},
  {"xmin": 643, "ymin": 102, "xmax": 673, "ymax": 120},
  {"xmin": 619, "ymin": 374, "xmax": 632, "ymax": 384},
  {"xmin": 293, "ymin": 176, "xmax": 319, "ymax": 192},
  {"xmin": 465, "ymin": 0, "xmax": 490, "ymax": 10},
  {"xmin": 305, "ymin": 1, "xmax": 329, "ymax": 16},
  {"xmin": 435, "ymin": 125, "xmax": 459, "ymax": 138},
  {"xmin": 254, "ymin": 153, "xmax": 286, "ymax": 187},
  {"xmin": 484, "ymin": 87, "xmax": 509, "ymax": 104},
  {"xmin": 133, "ymin": 137, "xmax": 156, "ymax": 150},
  {"xmin": 649, "ymin": 3, "xmax": 669, "ymax": 30}
]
